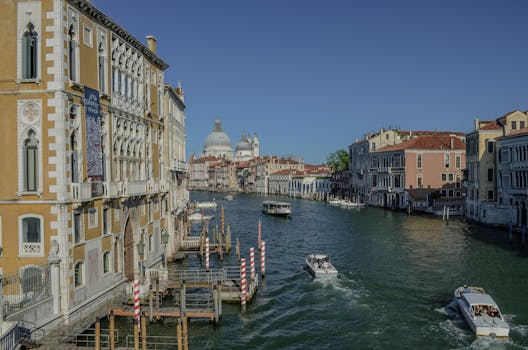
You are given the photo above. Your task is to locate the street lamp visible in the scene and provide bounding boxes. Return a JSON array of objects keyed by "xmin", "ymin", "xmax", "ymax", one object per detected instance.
[
  {"xmin": 160, "ymin": 229, "xmax": 169, "ymax": 267},
  {"xmin": 136, "ymin": 233, "xmax": 145, "ymax": 279}
]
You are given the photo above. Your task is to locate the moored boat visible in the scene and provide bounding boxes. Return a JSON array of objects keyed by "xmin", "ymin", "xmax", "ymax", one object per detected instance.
[
  {"xmin": 262, "ymin": 201, "xmax": 291, "ymax": 216},
  {"xmin": 454, "ymin": 286, "xmax": 509, "ymax": 338},
  {"xmin": 195, "ymin": 200, "xmax": 217, "ymax": 209},
  {"xmin": 305, "ymin": 254, "xmax": 338, "ymax": 278}
]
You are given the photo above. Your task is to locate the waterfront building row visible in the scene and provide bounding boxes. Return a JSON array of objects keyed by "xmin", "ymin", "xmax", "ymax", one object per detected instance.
[
  {"xmin": 0, "ymin": 0, "xmax": 188, "ymax": 339},
  {"xmin": 189, "ymin": 154, "xmax": 331, "ymax": 198},
  {"xmin": 344, "ymin": 110, "xmax": 528, "ymax": 227}
]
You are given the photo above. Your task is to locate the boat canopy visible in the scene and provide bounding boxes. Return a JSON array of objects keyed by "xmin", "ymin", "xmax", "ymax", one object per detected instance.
[
  {"xmin": 263, "ymin": 201, "xmax": 290, "ymax": 206},
  {"xmin": 463, "ymin": 293, "xmax": 497, "ymax": 306}
]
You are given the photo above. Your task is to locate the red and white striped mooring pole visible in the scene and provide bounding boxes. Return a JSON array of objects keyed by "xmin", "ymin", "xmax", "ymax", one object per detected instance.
[
  {"xmin": 133, "ymin": 278, "xmax": 140, "ymax": 332},
  {"xmin": 250, "ymin": 247, "xmax": 255, "ymax": 281},
  {"xmin": 205, "ymin": 237, "xmax": 210, "ymax": 272},
  {"xmin": 240, "ymin": 258, "xmax": 247, "ymax": 308},
  {"xmin": 261, "ymin": 240, "xmax": 266, "ymax": 278}
]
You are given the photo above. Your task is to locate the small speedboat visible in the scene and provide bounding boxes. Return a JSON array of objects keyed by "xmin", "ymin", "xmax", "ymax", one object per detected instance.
[
  {"xmin": 305, "ymin": 254, "xmax": 338, "ymax": 278},
  {"xmin": 454, "ymin": 286, "xmax": 509, "ymax": 338}
]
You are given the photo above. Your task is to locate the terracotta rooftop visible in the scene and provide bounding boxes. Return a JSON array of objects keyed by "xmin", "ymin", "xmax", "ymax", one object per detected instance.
[
  {"xmin": 479, "ymin": 121, "xmax": 502, "ymax": 131},
  {"xmin": 505, "ymin": 127, "xmax": 528, "ymax": 137},
  {"xmin": 374, "ymin": 135, "xmax": 465, "ymax": 152}
]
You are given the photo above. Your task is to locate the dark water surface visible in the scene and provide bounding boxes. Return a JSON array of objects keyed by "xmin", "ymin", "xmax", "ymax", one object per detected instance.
[{"xmin": 118, "ymin": 192, "xmax": 528, "ymax": 349}]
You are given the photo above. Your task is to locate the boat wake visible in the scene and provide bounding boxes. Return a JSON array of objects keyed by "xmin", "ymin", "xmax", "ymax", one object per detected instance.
[{"xmin": 312, "ymin": 274, "xmax": 367, "ymax": 308}]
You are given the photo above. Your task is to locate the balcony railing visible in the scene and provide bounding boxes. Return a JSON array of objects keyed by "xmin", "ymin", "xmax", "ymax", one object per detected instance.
[
  {"xmin": 122, "ymin": 181, "xmax": 147, "ymax": 196},
  {"xmin": 160, "ymin": 180, "xmax": 170, "ymax": 192},
  {"xmin": 388, "ymin": 166, "xmax": 405, "ymax": 173},
  {"xmin": 147, "ymin": 180, "xmax": 159, "ymax": 193},
  {"xmin": 103, "ymin": 181, "xmax": 123, "ymax": 197},
  {"xmin": 72, "ymin": 183, "xmax": 92, "ymax": 201},
  {"xmin": 171, "ymin": 159, "xmax": 189, "ymax": 172}
]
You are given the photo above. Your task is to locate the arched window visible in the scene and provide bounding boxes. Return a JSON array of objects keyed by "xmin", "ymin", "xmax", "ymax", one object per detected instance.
[
  {"xmin": 68, "ymin": 24, "xmax": 77, "ymax": 81},
  {"xmin": 98, "ymin": 42, "xmax": 106, "ymax": 93},
  {"xmin": 22, "ymin": 23, "xmax": 38, "ymax": 79},
  {"xmin": 74, "ymin": 261, "xmax": 84, "ymax": 287},
  {"xmin": 23, "ymin": 130, "xmax": 39, "ymax": 192},
  {"xmin": 103, "ymin": 251, "xmax": 111, "ymax": 274}
]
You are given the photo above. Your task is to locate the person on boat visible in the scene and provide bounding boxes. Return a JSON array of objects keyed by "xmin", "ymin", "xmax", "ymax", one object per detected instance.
[
  {"xmin": 489, "ymin": 307, "xmax": 498, "ymax": 317},
  {"xmin": 474, "ymin": 305, "xmax": 481, "ymax": 316}
]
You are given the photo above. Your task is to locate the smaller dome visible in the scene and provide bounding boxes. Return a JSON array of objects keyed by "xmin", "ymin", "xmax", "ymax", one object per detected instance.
[{"xmin": 236, "ymin": 135, "xmax": 252, "ymax": 152}]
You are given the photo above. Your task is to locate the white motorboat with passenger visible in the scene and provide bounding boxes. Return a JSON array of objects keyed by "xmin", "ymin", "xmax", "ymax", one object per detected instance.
[
  {"xmin": 305, "ymin": 254, "xmax": 338, "ymax": 278},
  {"xmin": 454, "ymin": 286, "xmax": 509, "ymax": 338},
  {"xmin": 262, "ymin": 201, "xmax": 291, "ymax": 217}
]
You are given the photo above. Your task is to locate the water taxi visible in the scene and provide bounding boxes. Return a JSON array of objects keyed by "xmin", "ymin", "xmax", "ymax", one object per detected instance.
[
  {"xmin": 454, "ymin": 286, "xmax": 509, "ymax": 338},
  {"xmin": 305, "ymin": 254, "xmax": 338, "ymax": 278},
  {"xmin": 262, "ymin": 201, "xmax": 291, "ymax": 217}
]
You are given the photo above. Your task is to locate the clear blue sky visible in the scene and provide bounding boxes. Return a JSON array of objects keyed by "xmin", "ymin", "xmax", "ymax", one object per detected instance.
[{"xmin": 93, "ymin": 0, "xmax": 528, "ymax": 164}]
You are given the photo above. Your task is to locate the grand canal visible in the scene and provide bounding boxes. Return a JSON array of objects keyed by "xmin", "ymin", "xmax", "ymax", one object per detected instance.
[{"xmin": 118, "ymin": 191, "xmax": 528, "ymax": 349}]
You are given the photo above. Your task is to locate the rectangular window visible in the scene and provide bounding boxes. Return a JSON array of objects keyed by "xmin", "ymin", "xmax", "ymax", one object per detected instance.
[
  {"xmin": 487, "ymin": 140, "xmax": 494, "ymax": 153},
  {"xmin": 456, "ymin": 191, "xmax": 461, "ymax": 198},
  {"xmin": 488, "ymin": 168, "xmax": 494, "ymax": 182},
  {"xmin": 444, "ymin": 154, "xmax": 450, "ymax": 168},
  {"xmin": 441, "ymin": 189, "xmax": 447, "ymax": 198},
  {"xmin": 448, "ymin": 173, "xmax": 454, "ymax": 182},
  {"xmin": 512, "ymin": 121, "xmax": 517, "ymax": 130},
  {"xmin": 88, "ymin": 207, "xmax": 97, "ymax": 228},
  {"xmin": 448, "ymin": 189, "xmax": 454, "ymax": 197},
  {"xmin": 487, "ymin": 190, "xmax": 494, "ymax": 200},
  {"xmin": 417, "ymin": 175, "xmax": 423, "ymax": 188},
  {"xmin": 521, "ymin": 121, "xmax": 526, "ymax": 129},
  {"xmin": 74, "ymin": 212, "xmax": 81, "ymax": 243},
  {"xmin": 23, "ymin": 217, "xmax": 40, "ymax": 243},
  {"xmin": 82, "ymin": 25, "xmax": 93, "ymax": 47},
  {"xmin": 148, "ymin": 201, "xmax": 152, "ymax": 222},
  {"xmin": 103, "ymin": 208, "xmax": 109, "ymax": 235},
  {"xmin": 455, "ymin": 155, "xmax": 461, "ymax": 169},
  {"xmin": 417, "ymin": 154, "xmax": 422, "ymax": 169},
  {"xmin": 441, "ymin": 173, "xmax": 447, "ymax": 182}
]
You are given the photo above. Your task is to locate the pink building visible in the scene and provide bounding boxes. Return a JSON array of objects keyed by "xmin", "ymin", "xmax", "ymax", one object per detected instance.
[{"xmin": 369, "ymin": 135, "xmax": 466, "ymax": 209}]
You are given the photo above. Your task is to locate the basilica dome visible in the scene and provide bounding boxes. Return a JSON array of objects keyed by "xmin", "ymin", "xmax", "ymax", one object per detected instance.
[{"xmin": 203, "ymin": 118, "xmax": 233, "ymax": 160}]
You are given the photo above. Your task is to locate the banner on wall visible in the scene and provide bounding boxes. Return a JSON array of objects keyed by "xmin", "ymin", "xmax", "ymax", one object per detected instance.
[{"xmin": 84, "ymin": 87, "xmax": 103, "ymax": 178}]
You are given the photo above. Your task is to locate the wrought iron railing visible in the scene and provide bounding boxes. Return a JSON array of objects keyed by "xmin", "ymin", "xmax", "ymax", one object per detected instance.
[{"xmin": 2, "ymin": 262, "xmax": 51, "ymax": 317}]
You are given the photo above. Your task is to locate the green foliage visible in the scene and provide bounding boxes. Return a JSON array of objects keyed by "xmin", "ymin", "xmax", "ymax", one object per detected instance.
[{"xmin": 327, "ymin": 149, "xmax": 349, "ymax": 172}]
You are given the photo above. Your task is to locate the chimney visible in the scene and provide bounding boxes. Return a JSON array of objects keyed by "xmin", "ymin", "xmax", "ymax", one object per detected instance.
[
  {"xmin": 146, "ymin": 35, "xmax": 157, "ymax": 53},
  {"xmin": 474, "ymin": 118, "xmax": 480, "ymax": 131},
  {"xmin": 450, "ymin": 137, "xmax": 454, "ymax": 149}
]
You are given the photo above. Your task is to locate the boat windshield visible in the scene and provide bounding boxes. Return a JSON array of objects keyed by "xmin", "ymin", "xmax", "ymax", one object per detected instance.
[{"xmin": 472, "ymin": 304, "xmax": 501, "ymax": 317}]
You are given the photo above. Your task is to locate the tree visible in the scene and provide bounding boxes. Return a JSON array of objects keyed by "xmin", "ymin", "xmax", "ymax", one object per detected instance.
[{"xmin": 327, "ymin": 149, "xmax": 349, "ymax": 172}]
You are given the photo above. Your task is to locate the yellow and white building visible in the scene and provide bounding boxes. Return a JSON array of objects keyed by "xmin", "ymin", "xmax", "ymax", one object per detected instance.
[{"xmin": 0, "ymin": 0, "xmax": 188, "ymax": 334}]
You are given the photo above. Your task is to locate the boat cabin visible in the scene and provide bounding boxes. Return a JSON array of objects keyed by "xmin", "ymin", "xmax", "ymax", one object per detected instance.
[{"xmin": 262, "ymin": 201, "xmax": 291, "ymax": 216}]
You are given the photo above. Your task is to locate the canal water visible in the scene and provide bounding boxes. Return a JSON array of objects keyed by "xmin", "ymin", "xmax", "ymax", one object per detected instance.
[{"xmin": 116, "ymin": 191, "xmax": 528, "ymax": 349}]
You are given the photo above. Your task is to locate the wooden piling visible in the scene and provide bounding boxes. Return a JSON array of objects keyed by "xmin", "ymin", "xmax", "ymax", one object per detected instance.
[
  {"xmin": 141, "ymin": 312, "xmax": 147, "ymax": 350},
  {"xmin": 109, "ymin": 311, "xmax": 115, "ymax": 350},
  {"xmin": 183, "ymin": 316, "xmax": 189, "ymax": 350},
  {"xmin": 213, "ymin": 287, "xmax": 219, "ymax": 324},
  {"xmin": 149, "ymin": 283, "xmax": 154, "ymax": 322},
  {"xmin": 134, "ymin": 322, "xmax": 139, "ymax": 350},
  {"xmin": 219, "ymin": 231, "xmax": 223, "ymax": 261},
  {"xmin": 156, "ymin": 276, "xmax": 160, "ymax": 319},
  {"xmin": 236, "ymin": 237, "xmax": 241, "ymax": 261},
  {"xmin": 226, "ymin": 225, "xmax": 231, "ymax": 253},
  {"xmin": 95, "ymin": 317, "xmax": 101, "ymax": 350},
  {"xmin": 221, "ymin": 206, "xmax": 225, "ymax": 236},
  {"xmin": 176, "ymin": 319, "xmax": 183, "ymax": 350}
]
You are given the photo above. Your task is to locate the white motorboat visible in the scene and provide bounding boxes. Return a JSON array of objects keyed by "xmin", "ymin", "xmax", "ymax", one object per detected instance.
[
  {"xmin": 188, "ymin": 212, "xmax": 214, "ymax": 223},
  {"xmin": 454, "ymin": 286, "xmax": 509, "ymax": 338},
  {"xmin": 305, "ymin": 254, "xmax": 338, "ymax": 278},
  {"xmin": 195, "ymin": 200, "xmax": 217, "ymax": 209},
  {"xmin": 262, "ymin": 201, "xmax": 291, "ymax": 217}
]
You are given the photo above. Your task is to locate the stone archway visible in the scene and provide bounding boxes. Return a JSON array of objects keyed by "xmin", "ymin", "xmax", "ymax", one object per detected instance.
[{"xmin": 123, "ymin": 217, "xmax": 135, "ymax": 281}]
